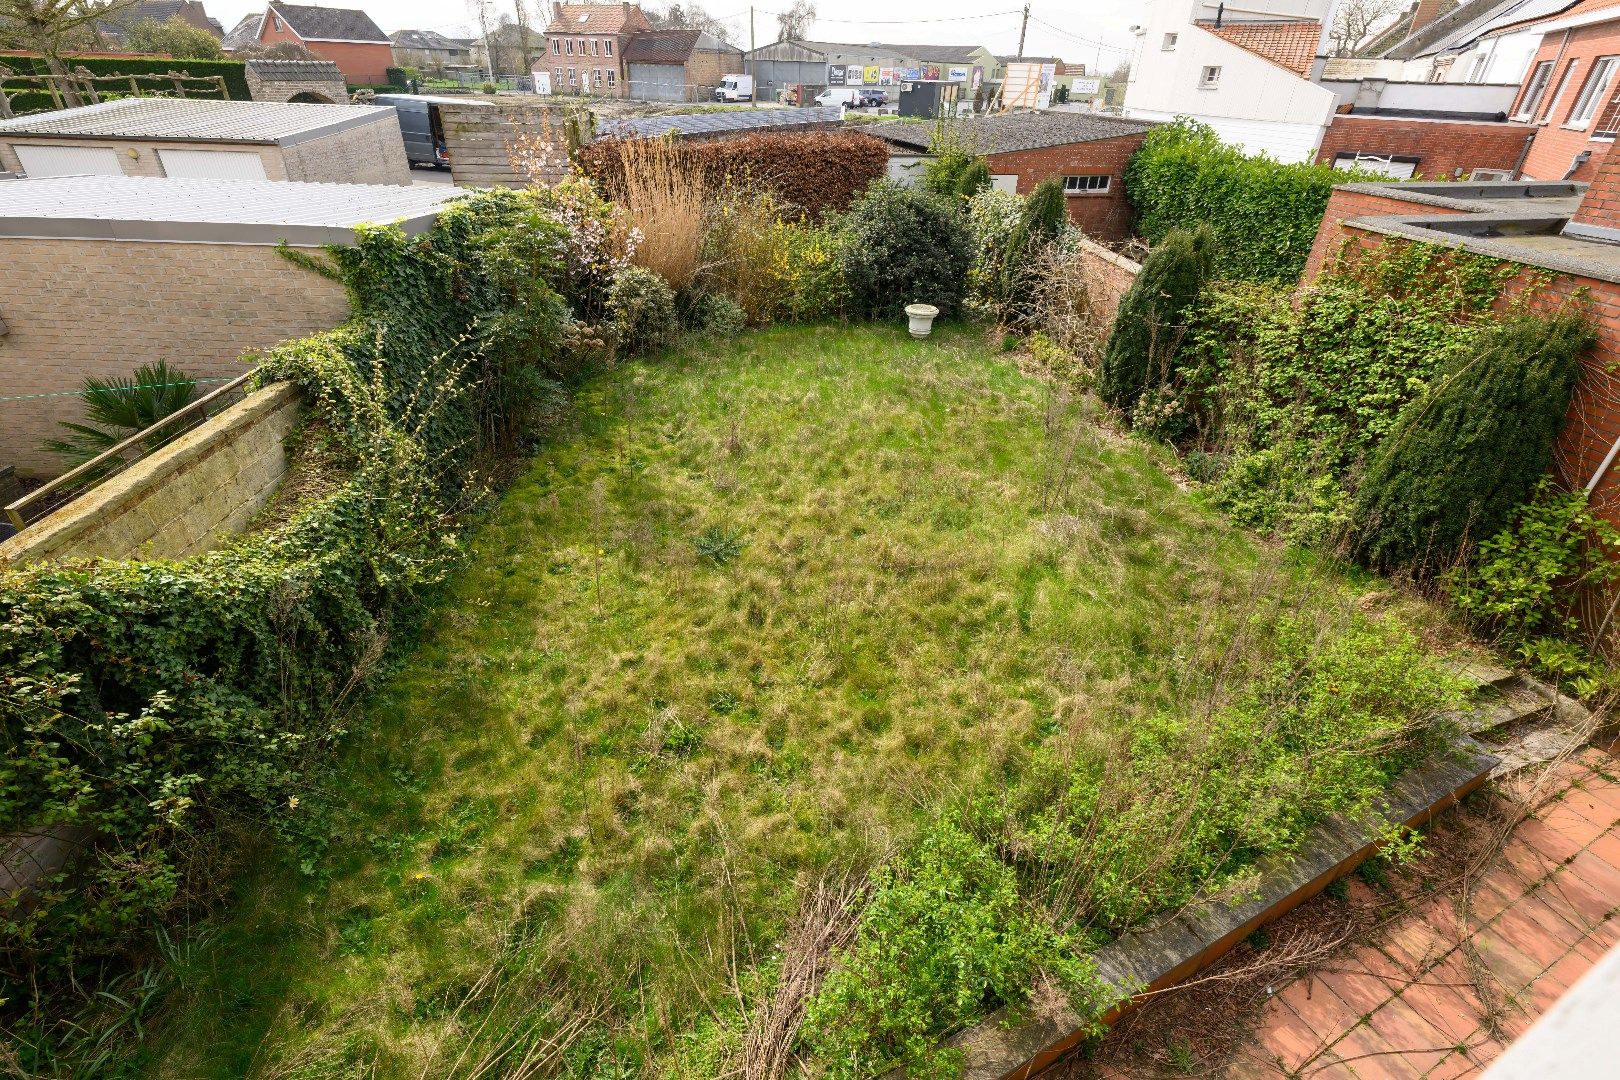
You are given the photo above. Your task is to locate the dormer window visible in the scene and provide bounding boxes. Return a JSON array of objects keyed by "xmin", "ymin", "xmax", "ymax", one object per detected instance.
[{"xmin": 271, "ymin": 11, "xmax": 282, "ymax": 30}]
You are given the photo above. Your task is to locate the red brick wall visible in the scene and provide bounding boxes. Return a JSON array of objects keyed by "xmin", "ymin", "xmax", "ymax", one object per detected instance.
[
  {"xmin": 987, "ymin": 131, "xmax": 1147, "ymax": 243},
  {"xmin": 1315, "ymin": 116, "xmax": 1534, "ymax": 180},
  {"xmin": 258, "ymin": 14, "xmax": 392, "ymax": 84},
  {"xmin": 1305, "ymin": 190, "xmax": 1620, "ymax": 517},
  {"xmin": 1571, "ymin": 140, "xmax": 1620, "ymax": 229},
  {"xmin": 1515, "ymin": 20, "xmax": 1620, "ymax": 181}
]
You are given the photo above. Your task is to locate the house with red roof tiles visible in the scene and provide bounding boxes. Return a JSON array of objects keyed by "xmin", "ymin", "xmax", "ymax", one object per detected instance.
[
  {"xmin": 542, "ymin": 2, "xmax": 654, "ymax": 97},
  {"xmin": 1122, "ymin": 0, "xmax": 1339, "ymax": 162}
]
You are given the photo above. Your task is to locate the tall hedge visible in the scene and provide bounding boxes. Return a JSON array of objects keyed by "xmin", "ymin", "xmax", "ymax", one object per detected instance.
[
  {"xmin": 0, "ymin": 54, "xmax": 249, "ymax": 114},
  {"xmin": 1124, "ymin": 118, "xmax": 1344, "ymax": 285},
  {"xmin": 1350, "ymin": 308, "xmax": 1596, "ymax": 573},
  {"xmin": 1098, "ymin": 225, "xmax": 1214, "ymax": 419},
  {"xmin": 840, "ymin": 181, "xmax": 973, "ymax": 319},
  {"xmin": 578, "ymin": 130, "xmax": 890, "ymax": 220}
]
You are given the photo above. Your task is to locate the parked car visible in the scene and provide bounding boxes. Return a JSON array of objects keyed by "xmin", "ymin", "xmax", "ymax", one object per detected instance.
[
  {"xmin": 858, "ymin": 88, "xmax": 887, "ymax": 108},
  {"xmin": 713, "ymin": 74, "xmax": 753, "ymax": 102},
  {"xmin": 814, "ymin": 87, "xmax": 861, "ymax": 108}
]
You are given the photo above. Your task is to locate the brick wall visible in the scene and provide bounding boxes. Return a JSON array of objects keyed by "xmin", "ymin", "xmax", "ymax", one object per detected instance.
[
  {"xmin": 685, "ymin": 48, "xmax": 737, "ymax": 98},
  {"xmin": 245, "ymin": 69, "xmax": 349, "ymax": 104},
  {"xmin": 280, "ymin": 119, "xmax": 411, "ymax": 185},
  {"xmin": 0, "ymin": 383, "xmax": 303, "ymax": 566},
  {"xmin": 0, "ymin": 238, "xmax": 348, "ymax": 478},
  {"xmin": 1316, "ymin": 116, "xmax": 1535, "ymax": 180},
  {"xmin": 987, "ymin": 131, "xmax": 1147, "ymax": 243},
  {"xmin": 0, "ymin": 137, "xmax": 287, "ymax": 178},
  {"xmin": 258, "ymin": 14, "xmax": 393, "ymax": 84},
  {"xmin": 1074, "ymin": 236, "xmax": 1142, "ymax": 325},
  {"xmin": 1304, "ymin": 188, "xmax": 1620, "ymax": 519},
  {"xmin": 1569, "ymin": 141, "xmax": 1620, "ymax": 231},
  {"xmin": 1515, "ymin": 19, "xmax": 1620, "ymax": 181}
]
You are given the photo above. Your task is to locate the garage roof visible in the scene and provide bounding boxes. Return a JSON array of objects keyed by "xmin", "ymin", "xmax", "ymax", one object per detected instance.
[
  {"xmin": 864, "ymin": 112, "xmax": 1154, "ymax": 155},
  {"xmin": 0, "ymin": 98, "xmax": 397, "ymax": 147},
  {"xmin": 599, "ymin": 105, "xmax": 843, "ymax": 138},
  {"xmin": 0, "ymin": 174, "xmax": 465, "ymax": 245}
]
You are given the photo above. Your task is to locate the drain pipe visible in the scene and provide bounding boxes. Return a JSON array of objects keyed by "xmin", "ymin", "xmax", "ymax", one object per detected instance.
[
  {"xmin": 1510, "ymin": 132, "xmax": 1533, "ymax": 180},
  {"xmin": 1564, "ymin": 149, "xmax": 1592, "ymax": 180}
]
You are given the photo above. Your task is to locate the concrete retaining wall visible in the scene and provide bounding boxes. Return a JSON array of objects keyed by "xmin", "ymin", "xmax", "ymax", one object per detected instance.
[{"xmin": 0, "ymin": 382, "xmax": 302, "ymax": 566}]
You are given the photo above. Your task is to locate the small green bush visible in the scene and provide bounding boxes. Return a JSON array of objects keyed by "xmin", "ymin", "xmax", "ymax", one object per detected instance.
[
  {"xmin": 954, "ymin": 158, "xmax": 991, "ymax": 200},
  {"xmin": 1097, "ymin": 225, "xmax": 1214, "ymax": 420},
  {"xmin": 691, "ymin": 292, "xmax": 747, "ymax": 337},
  {"xmin": 1351, "ymin": 308, "xmax": 1595, "ymax": 574},
  {"xmin": 800, "ymin": 817, "xmax": 1103, "ymax": 1078},
  {"xmin": 606, "ymin": 265, "xmax": 677, "ymax": 355},
  {"xmin": 964, "ymin": 187, "xmax": 1028, "ymax": 323},
  {"xmin": 839, "ymin": 181, "xmax": 973, "ymax": 321},
  {"xmin": 1124, "ymin": 118, "xmax": 1348, "ymax": 284},
  {"xmin": 1020, "ymin": 176, "xmax": 1067, "ymax": 240},
  {"xmin": 386, "ymin": 66, "xmax": 409, "ymax": 88}
]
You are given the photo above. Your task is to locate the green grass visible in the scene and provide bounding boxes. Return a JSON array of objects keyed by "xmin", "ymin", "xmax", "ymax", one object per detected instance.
[{"xmin": 138, "ymin": 325, "xmax": 1463, "ymax": 1078}]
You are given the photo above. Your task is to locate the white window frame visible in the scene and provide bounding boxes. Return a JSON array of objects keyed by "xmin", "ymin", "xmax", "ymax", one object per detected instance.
[
  {"xmin": 568, "ymin": 66, "xmax": 577, "ymax": 85},
  {"xmin": 1162, "ymin": 32, "xmax": 1177, "ymax": 50},
  {"xmin": 1516, "ymin": 59, "xmax": 1554, "ymax": 120},
  {"xmin": 1470, "ymin": 168, "xmax": 1511, "ymax": 180},
  {"xmin": 565, "ymin": 38, "xmax": 574, "ymax": 54},
  {"xmin": 1543, "ymin": 59, "xmax": 1580, "ymax": 123},
  {"xmin": 592, "ymin": 38, "xmax": 599, "ymax": 55},
  {"xmin": 606, "ymin": 69, "xmax": 616, "ymax": 88},
  {"xmin": 1566, "ymin": 56, "xmax": 1618, "ymax": 129},
  {"xmin": 604, "ymin": 39, "xmax": 613, "ymax": 56},
  {"xmin": 593, "ymin": 67, "xmax": 603, "ymax": 88},
  {"xmin": 1199, "ymin": 64, "xmax": 1221, "ymax": 88},
  {"xmin": 552, "ymin": 38, "xmax": 560, "ymax": 54},
  {"xmin": 1061, "ymin": 174, "xmax": 1111, "ymax": 194}
]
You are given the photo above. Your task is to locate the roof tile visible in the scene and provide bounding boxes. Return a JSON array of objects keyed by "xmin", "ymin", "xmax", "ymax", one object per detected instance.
[{"xmin": 1197, "ymin": 19, "xmax": 1320, "ymax": 77}]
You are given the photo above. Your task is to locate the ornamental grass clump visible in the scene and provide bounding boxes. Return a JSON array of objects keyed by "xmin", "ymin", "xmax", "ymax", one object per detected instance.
[
  {"xmin": 1350, "ymin": 307, "xmax": 1595, "ymax": 575},
  {"xmin": 616, "ymin": 136, "xmax": 708, "ymax": 292}
]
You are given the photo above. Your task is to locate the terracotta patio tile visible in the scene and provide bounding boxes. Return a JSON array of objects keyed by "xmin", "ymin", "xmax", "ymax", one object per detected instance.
[
  {"xmin": 1551, "ymin": 785, "xmax": 1620, "ymax": 832},
  {"xmin": 1512, "ymin": 816, "xmax": 1588, "ymax": 865},
  {"xmin": 1279, "ymin": 975, "xmax": 1368, "ymax": 1045},
  {"xmin": 1459, "ymin": 872, "xmax": 1523, "ymax": 926},
  {"xmin": 1392, "ymin": 974, "xmax": 1484, "ymax": 1045},
  {"xmin": 1485, "ymin": 903, "xmax": 1571, "ymax": 970},
  {"xmin": 1251, "ymin": 995, "xmax": 1326, "ymax": 1073},
  {"xmin": 1492, "ymin": 838, "xmax": 1562, "ymax": 890},
  {"xmin": 1319, "ymin": 952, "xmax": 1404, "ymax": 1017},
  {"xmin": 1456, "ymin": 1033, "xmax": 1506, "ymax": 1070},
  {"xmin": 1540, "ymin": 942, "xmax": 1597, "ymax": 993},
  {"xmin": 1468, "ymin": 928, "xmax": 1543, "ymax": 992},
  {"xmin": 1381, "ymin": 907, "xmax": 1460, "ymax": 975},
  {"xmin": 1526, "ymin": 867, "xmax": 1614, "ymax": 926},
  {"xmin": 1566, "ymin": 849, "xmax": 1620, "ymax": 904},
  {"xmin": 1363, "ymin": 1000, "xmax": 1457, "ymax": 1076},
  {"xmin": 1585, "ymin": 829, "xmax": 1620, "ymax": 876},
  {"xmin": 1325, "ymin": 1023, "xmax": 1422, "ymax": 1079},
  {"xmin": 1509, "ymin": 890, "xmax": 1590, "ymax": 945},
  {"xmin": 1423, "ymin": 1050, "xmax": 1482, "ymax": 1079}
]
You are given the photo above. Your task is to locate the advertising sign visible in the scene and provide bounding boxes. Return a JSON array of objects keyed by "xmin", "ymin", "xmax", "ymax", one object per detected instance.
[
  {"xmin": 947, "ymin": 66, "xmax": 968, "ymax": 82},
  {"xmin": 901, "ymin": 66, "xmax": 920, "ymax": 81},
  {"xmin": 879, "ymin": 67, "xmax": 896, "ymax": 85},
  {"xmin": 1070, "ymin": 76, "xmax": 1101, "ymax": 95},
  {"xmin": 922, "ymin": 62, "xmax": 941, "ymax": 81},
  {"xmin": 827, "ymin": 64, "xmax": 846, "ymax": 85},
  {"xmin": 863, "ymin": 65, "xmax": 880, "ymax": 85}
]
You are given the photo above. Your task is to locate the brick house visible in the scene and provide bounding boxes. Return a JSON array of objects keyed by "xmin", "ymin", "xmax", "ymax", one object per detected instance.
[
  {"xmin": 252, "ymin": 3, "xmax": 394, "ymax": 86},
  {"xmin": 1302, "ymin": 164, "xmax": 1620, "ymax": 520},
  {"xmin": 0, "ymin": 174, "xmax": 461, "ymax": 478},
  {"xmin": 97, "ymin": 0, "xmax": 225, "ymax": 45},
  {"xmin": 1505, "ymin": 0, "xmax": 1620, "ymax": 180},
  {"xmin": 620, "ymin": 29, "xmax": 742, "ymax": 102},
  {"xmin": 864, "ymin": 112, "xmax": 1155, "ymax": 243},
  {"xmin": 0, "ymin": 98, "xmax": 410, "ymax": 185},
  {"xmin": 542, "ymin": 2, "xmax": 653, "ymax": 97},
  {"xmin": 1314, "ymin": 115, "xmax": 1535, "ymax": 180}
]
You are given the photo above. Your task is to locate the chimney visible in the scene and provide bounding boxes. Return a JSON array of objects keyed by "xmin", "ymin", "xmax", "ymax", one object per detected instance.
[
  {"xmin": 1407, "ymin": 0, "xmax": 1448, "ymax": 39},
  {"xmin": 1565, "ymin": 149, "xmax": 1620, "ymax": 243},
  {"xmin": 553, "ymin": 2, "xmax": 563, "ymax": 20}
]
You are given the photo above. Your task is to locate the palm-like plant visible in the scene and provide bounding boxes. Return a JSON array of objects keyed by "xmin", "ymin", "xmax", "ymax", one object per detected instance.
[{"xmin": 43, "ymin": 360, "xmax": 199, "ymax": 468}]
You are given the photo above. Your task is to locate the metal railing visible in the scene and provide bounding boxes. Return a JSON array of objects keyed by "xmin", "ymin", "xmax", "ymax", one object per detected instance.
[{"xmin": 4, "ymin": 372, "xmax": 255, "ymax": 533}]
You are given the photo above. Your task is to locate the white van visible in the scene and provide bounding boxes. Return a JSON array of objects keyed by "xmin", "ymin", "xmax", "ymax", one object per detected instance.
[
  {"xmin": 714, "ymin": 74, "xmax": 753, "ymax": 102},
  {"xmin": 814, "ymin": 87, "xmax": 861, "ymax": 108}
]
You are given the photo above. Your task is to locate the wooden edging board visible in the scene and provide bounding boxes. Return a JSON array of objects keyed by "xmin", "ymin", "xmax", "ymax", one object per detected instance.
[{"xmin": 937, "ymin": 738, "xmax": 1500, "ymax": 1080}]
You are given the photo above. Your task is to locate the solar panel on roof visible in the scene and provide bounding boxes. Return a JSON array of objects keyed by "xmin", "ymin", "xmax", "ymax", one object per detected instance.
[{"xmin": 598, "ymin": 106, "xmax": 843, "ymax": 139}]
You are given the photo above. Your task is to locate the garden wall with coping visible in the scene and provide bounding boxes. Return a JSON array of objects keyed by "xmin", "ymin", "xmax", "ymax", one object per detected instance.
[
  {"xmin": 0, "ymin": 382, "xmax": 301, "ymax": 567},
  {"xmin": 1074, "ymin": 237, "xmax": 1140, "ymax": 326}
]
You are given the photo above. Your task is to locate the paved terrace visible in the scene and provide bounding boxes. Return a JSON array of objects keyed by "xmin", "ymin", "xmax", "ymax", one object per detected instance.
[{"xmin": 1233, "ymin": 746, "xmax": 1620, "ymax": 1078}]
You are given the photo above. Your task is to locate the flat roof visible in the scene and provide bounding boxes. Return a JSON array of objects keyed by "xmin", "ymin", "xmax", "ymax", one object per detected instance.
[
  {"xmin": 0, "ymin": 174, "xmax": 466, "ymax": 246},
  {"xmin": 598, "ymin": 105, "xmax": 843, "ymax": 139},
  {"xmin": 0, "ymin": 98, "xmax": 399, "ymax": 147}
]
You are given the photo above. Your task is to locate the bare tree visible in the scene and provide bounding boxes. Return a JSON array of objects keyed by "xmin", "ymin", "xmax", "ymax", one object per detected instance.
[
  {"xmin": 648, "ymin": 1, "xmax": 734, "ymax": 44},
  {"xmin": 0, "ymin": 0, "xmax": 139, "ymax": 102},
  {"xmin": 1329, "ymin": 0, "xmax": 1400, "ymax": 57},
  {"xmin": 775, "ymin": 0, "xmax": 814, "ymax": 42}
]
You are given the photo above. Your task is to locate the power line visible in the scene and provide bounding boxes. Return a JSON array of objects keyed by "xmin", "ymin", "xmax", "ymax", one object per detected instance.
[{"xmin": 1026, "ymin": 15, "xmax": 1134, "ymax": 54}]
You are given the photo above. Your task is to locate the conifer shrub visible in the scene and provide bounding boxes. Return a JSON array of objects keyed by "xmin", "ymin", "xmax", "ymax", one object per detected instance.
[
  {"xmin": 1350, "ymin": 308, "xmax": 1596, "ymax": 574},
  {"xmin": 954, "ymin": 158, "xmax": 991, "ymax": 200},
  {"xmin": 1097, "ymin": 225, "xmax": 1214, "ymax": 419}
]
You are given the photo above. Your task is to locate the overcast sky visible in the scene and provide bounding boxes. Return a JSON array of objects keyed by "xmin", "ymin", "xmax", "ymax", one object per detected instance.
[{"xmin": 206, "ymin": 1, "xmax": 1140, "ymax": 74}]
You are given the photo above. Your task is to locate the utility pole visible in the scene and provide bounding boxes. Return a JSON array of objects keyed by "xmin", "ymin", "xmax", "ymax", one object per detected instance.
[
  {"xmin": 749, "ymin": 6, "xmax": 756, "ymax": 107},
  {"xmin": 1016, "ymin": 2, "xmax": 1029, "ymax": 58}
]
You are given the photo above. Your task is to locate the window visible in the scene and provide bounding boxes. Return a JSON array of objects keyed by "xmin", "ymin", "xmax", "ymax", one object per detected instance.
[
  {"xmin": 1162, "ymin": 32, "xmax": 1177, "ymax": 50},
  {"xmin": 565, "ymin": 38, "xmax": 574, "ymax": 54},
  {"xmin": 593, "ymin": 68, "xmax": 603, "ymax": 88},
  {"xmin": 1200, "ymin": 65, "xmax": 1221, "ymax": 88},
  {"xmin": 1594, "ymin": 86, "xmax": 1620, "ymax": 138},
  {"xmin": 1333, "ymin": 152, "xmax": 1418, "ymax": 179},
  {"xmin": 592, "ymin": 38, "xmax": 599, "ymax": 55},
  {"xmin": 1516, "ymin": 60, "xmax": 1553, "ymax": 119},
  {"xmin": 1062, "ymin": 174, "xmax": 1111, "ymax": 194},
  {"xmin": 604, "ymin": 39, "xmax": 613, "ymax": 55},
  {"xmin": 1470, "ymin": 168, "xmax": 1511, "ymax": 180},
  {"xmin": 578, "ymin": 38, "xmax": 587, "ymax": 54},
  {"xmin": 552, "ymin": 38, "xmax": 560, "ymax": 54},
  {"xmin": 271, "ymin": 12, "xmax": 282, "ymax": 30},
  {"xmin": 568, "ymin": 66, "xmax": 577, "ymax": 85},
  {"xmin": 1544, "ymin": 59, "xmax": 1580, "ymax": 122},
  {"xmin": 1568, "ymin": 56, "xmax": 1619, "ymax": 128},
  {"xmin": 606, "ymin": 69, "xmax": 616, "ymax": 87}
]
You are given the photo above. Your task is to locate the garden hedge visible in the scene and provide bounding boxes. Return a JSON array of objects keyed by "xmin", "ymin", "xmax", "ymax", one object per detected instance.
[
  {"xmin": 0, "ymin": 53, "xmax": 248, "ymax": 115},
  {"xmin": 1124, "ymin": 118, "xmax": 1346, "ymax": 285},
  {"xmin": 578, "ymin": 130, "xmax": 891, "ymax": 220}
]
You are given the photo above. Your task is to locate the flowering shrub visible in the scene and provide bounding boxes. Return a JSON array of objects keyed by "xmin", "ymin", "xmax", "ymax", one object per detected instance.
[
  {"xmin": 523, "ymin": 176, "xmax": 640, "ymax": 325},
  {"xmin": 700, "ymin": 189, "xmax": 850, "ymax": 323}
]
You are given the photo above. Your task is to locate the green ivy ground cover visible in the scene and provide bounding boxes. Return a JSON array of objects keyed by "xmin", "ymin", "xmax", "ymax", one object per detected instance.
[{"xmin": 128, "ymin": 324, "xmax": 1469, "ymax": 1079}]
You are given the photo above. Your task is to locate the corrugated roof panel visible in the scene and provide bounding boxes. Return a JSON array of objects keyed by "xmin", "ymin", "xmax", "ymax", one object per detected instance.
[{"xmin": 0, "ymin": 99, "xmax": 397, "ymax": 147}]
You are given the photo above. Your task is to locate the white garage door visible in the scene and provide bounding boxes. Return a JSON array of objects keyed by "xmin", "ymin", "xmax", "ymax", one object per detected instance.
[
  {"xmin": 990, "ymin": 174, "xmax": 1019, "ymax": 193},
  {"xmin": 158, "ymin": 148, "xmax": 269, "ymax": 181},
  {"xmin": 13, "ymin": 144, "xmax": 125, "ymax": 177}
]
